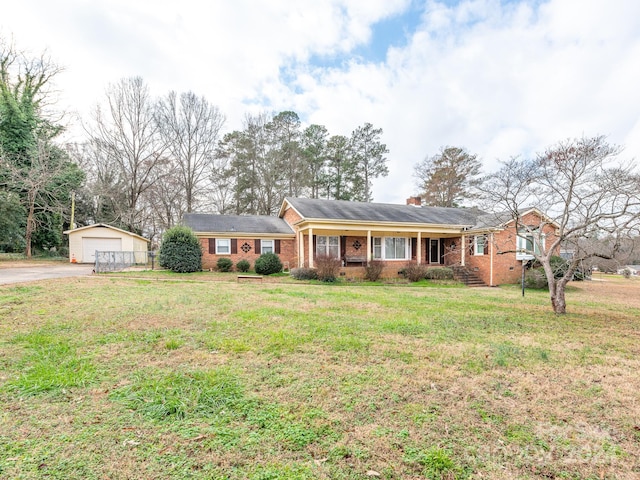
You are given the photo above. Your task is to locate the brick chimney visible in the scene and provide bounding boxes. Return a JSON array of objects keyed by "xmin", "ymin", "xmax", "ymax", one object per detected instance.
[{"xmin": 406, "ymin": 196, "xmax": 422, "ymax": 206}]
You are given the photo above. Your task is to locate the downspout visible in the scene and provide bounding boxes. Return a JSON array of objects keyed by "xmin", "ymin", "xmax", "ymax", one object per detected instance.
[{"xmin": 490, "ymin": 232, "xmax": 494, "ymax": 286}]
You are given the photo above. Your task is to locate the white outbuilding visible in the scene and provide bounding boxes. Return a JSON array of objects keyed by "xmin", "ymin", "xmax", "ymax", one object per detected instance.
[{"xmin": 64, "ymin": 224, "xmax": 149, "ymax": 264}]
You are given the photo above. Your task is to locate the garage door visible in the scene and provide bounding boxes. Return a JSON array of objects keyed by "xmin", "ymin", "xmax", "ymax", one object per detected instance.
[{"xmin": 82, "ymin": 238, "xmax": 122, "ymax": 263}]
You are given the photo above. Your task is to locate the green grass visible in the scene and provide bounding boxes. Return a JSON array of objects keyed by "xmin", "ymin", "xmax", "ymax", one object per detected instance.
[{"xmin": 0, "ymin": 274, "xmax": 639, "ymax": 479}]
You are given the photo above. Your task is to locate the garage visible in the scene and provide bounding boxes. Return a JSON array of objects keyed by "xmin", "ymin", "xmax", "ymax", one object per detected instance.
[
  {"xmin": 82, "ymin": 237, "xmax": 122, "ymax": 264},
  {"xmin": 64, "ymin": 224, "xmax": 149, "ymax": 264}
]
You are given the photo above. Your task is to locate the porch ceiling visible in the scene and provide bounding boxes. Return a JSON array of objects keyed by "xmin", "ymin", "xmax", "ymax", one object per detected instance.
[{"xmin": 295, "ymin": 220, "xmax": 465, "ymax": 237}]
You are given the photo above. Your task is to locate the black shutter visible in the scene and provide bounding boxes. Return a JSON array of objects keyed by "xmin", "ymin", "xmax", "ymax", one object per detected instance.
[
  {"xmin": 440, "ymin": 239, "xmax": 446, "ymax": 264},
  {"xmin": 275, "ymin": 239, "xmax": 281, "ymax": 254},
  {"xmin": 411, "ymin": 238, "xmax": 417, "ymax": 260},
  {"xmin": 231, "ymin": 238, "xmax": 237, "ymax": 254},
  {"xmin": 255, "ymin": 239, "xmax": 261, "ymax": 254},
  {"xmin": 340, "ymin": 236, "xmax": 346, "ymax": 259},
  {"xmin": 209, "ymin": 238, "xmax": 215, "ymax": 254},
  {"xmin": 425, "ymin": 238, "xmax": 430, "ymax": 262}
]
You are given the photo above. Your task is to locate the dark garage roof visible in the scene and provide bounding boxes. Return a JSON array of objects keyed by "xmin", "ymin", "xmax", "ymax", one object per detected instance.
[
  {"xmin": 183, "ymin": 213, "xmax": 294, "ymax": 235},
  {"xmin": 284, "ymin": 197, "xmax": 482, "ymax": 226}
]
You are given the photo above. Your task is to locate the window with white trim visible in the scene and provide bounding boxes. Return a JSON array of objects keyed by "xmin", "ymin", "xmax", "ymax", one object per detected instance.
[
  {"xmin": 474, "ymin": 235, "xmax": 487, "ymax": 255},
  {"xmin": 216, "ymin": 238, "xmax": 230, "ymax": 254},
  {"xmin": 316, "ymin": 235, "xmax": 340, "ymax": 258},
  {"xmin": 261, "ymin": 239, "xmax": 274, "ymax": 254},
  {"xmin": 372, "ymin": 237, "xmax": 409, "ymax": 260},
  {"xmin": 516, "ymin": 229, "xmax": 544, "ymax": 260}
]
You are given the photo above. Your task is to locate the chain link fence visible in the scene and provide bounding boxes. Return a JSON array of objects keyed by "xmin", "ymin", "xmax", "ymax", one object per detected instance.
[{"xmin": 94, "ymin": 251, "xmax": 157, "ymax": 273}]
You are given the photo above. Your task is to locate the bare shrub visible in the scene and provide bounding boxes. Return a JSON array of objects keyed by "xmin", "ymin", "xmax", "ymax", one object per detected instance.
[
  {"xmin": 315, "ymin": 255, "xmax": 342, "ymax": 282},
  {"xmin": 424, "ymin": 267, "xmax": 454, "ymax": 280},
  {"xmin": 401, "ymin": 261, "xmax": 429, "ymax": 282},
  {"xmin": 290, "ymin": 267, "xmax": 318, "ymax": 280},
  {"xmin": 364, "ymin": 260, "xmax": 384, "ymax": 282}
]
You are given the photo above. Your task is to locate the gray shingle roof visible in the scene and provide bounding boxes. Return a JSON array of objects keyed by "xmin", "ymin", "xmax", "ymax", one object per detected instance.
[
  {"xmin": 285, "ymin": 197, "xmax": 483, "ymax": 226},
  {"xmin": 183, "ymin": 213, "xmax": 294, "ymax": 235}
]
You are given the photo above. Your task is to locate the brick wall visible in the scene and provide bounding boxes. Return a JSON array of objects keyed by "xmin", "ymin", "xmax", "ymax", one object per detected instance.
[
  {"xmin": 200, "ymin": 237, "xmax": 296, "ymax": 271},
  {"xmin": 465, "ymin": 212, "xmax": 559, "ymax": 286}
]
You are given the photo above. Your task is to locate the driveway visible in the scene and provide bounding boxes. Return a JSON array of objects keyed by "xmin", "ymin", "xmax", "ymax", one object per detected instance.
[{"xmin": 0, "ymin": 263, "xmax": 94, "ymax": 285}]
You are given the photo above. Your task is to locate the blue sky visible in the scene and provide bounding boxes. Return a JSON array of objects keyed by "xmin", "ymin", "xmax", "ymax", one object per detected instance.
[{"xmin": 2, "ymin": 0, "xmax": 639, "ymax": 204}]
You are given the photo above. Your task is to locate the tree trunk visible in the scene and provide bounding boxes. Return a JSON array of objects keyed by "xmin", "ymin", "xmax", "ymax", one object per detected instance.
[
  {"xmin": 25, "ymin": 192, "xmax": 36, "ymax": 259},
  {"xmin": 548, "ymin": 277, "xmax": 569, "ymax": 314}
]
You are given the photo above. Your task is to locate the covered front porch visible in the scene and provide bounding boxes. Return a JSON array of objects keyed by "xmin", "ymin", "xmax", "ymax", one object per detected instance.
[{"xmin": 295, "ymin": 222, "xmax": 470, "ymax": 270}]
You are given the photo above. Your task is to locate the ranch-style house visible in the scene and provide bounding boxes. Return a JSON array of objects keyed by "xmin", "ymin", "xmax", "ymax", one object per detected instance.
[{"xmin": 183, "ymin": 196, "xmax": 558, "ymax": 286}]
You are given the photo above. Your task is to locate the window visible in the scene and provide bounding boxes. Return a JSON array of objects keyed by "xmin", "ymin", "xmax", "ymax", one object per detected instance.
[
  {"xmin": 316, "ymin": 235, "xmax": 339, "ymax": 258},
  {"xmin": 373, "ymin": 237, "xmax": 409, "ymax": 260},
  {"xmin": 261, "ymin": 239, "xmax": 274, "ymax": 254},
  {"xmin": 516, "ymin": 229, "xmax": 544, "ymax": 260},
  {"xmin": 474, "ymin": 235, "xmax": 487, "ymax": 256},
  {"xmin": 216, "ymin": 238, "xmax": 230, "ymax": 254}
]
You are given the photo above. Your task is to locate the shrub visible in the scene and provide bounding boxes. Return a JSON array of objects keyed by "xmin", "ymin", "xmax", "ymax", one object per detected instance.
[
  {"xmin": 290, "ymin": 267, "xmax": 318, "ymax": 280},
  {"xmin": 622, "ymin": 267, "xmax": 632, "ymax": 279},
  {"xmin": 525, "ymin": 267, "xmax": 548, "ymax": 289},
  {"xmin": 401, "ymin": 262, "xmax": 428, "ymax": 282},
  {"xmin": 254, "ymin": 252, "xmax": 283, "ymax": 275},
  {"xmin": 217, "ymin": 257, "xmax": 233, "ymax": 272},
  {"xmin": 364, "ymin": 260, "xmax": 384, "ymax": 282},
  {"xmin": 159, "ymin": 226, "xmax": 202, "ymax": 273},
  {"xmin": 424, "ymin": 267, "xmax": 454, "ymax": 280},
  {"xmin": 236, "ymin": 259, "xmax": 250, "ymax": 272},
  {"xmin": 315, "ymin": 254, "xmax": 342, "ymax": 282}
]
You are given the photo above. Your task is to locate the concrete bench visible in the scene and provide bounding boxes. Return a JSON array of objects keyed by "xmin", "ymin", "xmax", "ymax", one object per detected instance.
[
  {"xmin": 344, "ymin": 256, "xmax": 367, "ymax": 266},
  {"xmin": 237, "ymin": 275, "xmax": 263, "ymax": 283}
]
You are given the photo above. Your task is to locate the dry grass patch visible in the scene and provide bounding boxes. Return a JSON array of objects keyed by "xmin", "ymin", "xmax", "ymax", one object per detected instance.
[{"xmin": 1, "ymin": 276, "xmax": 640, "ymax": 478}]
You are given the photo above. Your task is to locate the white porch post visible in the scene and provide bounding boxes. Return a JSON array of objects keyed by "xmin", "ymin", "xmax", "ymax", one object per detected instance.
[
  {"xmin": 367, "ymin": 230, "xmax": 372, "ymax": 263},
  {"xmin": 298, "ymin": 231, "xmax": 304, "ymax": 267},
  {"xmin": 417, "ymin": 232, "xmax": 422, "ymax": 264},
  {"xmin": 461, "ymin": 234, "xmax": 466, "ymax": 266},
  {"xmin": 308, "ymin": 228, "xmax": 314, "ymax": 268}
]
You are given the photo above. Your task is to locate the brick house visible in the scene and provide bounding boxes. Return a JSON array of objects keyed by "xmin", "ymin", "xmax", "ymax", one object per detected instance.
[{"xmin": 184, "ymin": 197, "xmax": 558, "ymax": 286}]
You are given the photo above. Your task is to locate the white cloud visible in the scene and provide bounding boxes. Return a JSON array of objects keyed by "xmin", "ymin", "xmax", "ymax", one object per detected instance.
[{"xmin": 2, "ymin": 0, "xmax": 639, "ymax": 203}]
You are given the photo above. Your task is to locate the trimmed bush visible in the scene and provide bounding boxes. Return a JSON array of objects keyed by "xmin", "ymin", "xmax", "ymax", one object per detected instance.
[
  {"xmin": 315, "ymin": 254, "xmax": 342, "ymax": 282},
  {"xmin": 236, "ymin": 259, "xmax": 251, "ymax": 273},
  {"xmin": 158, "ymin": 226, "xmax": 202, "ymax": 273},
  {"xmin": 424, "ymin": 267, "xmax": 454, "ymax": 280},
  {"xmin": 401, "ymin": 262, "xmax": 429, "ymax": 282},
  {"xmin": 217, "ymin": 257, "xmax": 233, "ymax": 272},
  {"xmin": 364, "ymin": 260, "xmax": 384, "ymax": 282},
  {"xmin": 290, "ymin": 267, "xmax": 318, "ymax": 280},
  {"xmin": 254, "ymin": 252, "xmax": 283, "ymax": 275}
]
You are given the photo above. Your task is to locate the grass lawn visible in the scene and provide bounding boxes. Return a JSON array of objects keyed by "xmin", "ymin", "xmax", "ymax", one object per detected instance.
[{"xmin": 1, "ymin": 273, "xmax": 639, "ymax": 479}]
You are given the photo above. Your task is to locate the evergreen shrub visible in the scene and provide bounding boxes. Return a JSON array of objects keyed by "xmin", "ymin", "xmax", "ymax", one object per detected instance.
[
  {"xmin": 236, "ymin": 259, "xmax": 251, "ymax": 272},
  {"xmin": 217, "ymin": 257, "xmax": 233, "ymax": 272},
  {"xmin": 254, "ymin": 252, "xmax": 283, "ymax": 275},
  {"xmin": 158, "ymin": 226, "xmax": 202, "ymax": 273}
]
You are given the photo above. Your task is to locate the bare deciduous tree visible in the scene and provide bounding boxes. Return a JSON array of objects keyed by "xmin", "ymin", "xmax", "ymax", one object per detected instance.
[
  {"xmin": 482, "ymin": 136, "xmax": 640, "ymax": 314},
  {"xmin": 86, "ymin": 77, "xmax": 166, "ymax": 232},
  {"xmin": 155, "ymin": 91, "xmax": 225, "ymax": 213}
]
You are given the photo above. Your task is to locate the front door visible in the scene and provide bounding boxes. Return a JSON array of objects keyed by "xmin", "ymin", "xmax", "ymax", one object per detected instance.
[{"xmin": 429, "ymin": 239, "xmax": 440, "ymax": 264}]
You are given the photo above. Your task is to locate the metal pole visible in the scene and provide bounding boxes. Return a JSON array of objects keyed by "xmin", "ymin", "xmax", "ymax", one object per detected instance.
[{"xmin": 521, "ymin": 260, "xmax": 525, "ymax": 297}]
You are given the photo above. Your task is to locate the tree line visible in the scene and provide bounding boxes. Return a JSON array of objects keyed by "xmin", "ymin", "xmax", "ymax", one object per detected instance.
[{"xmin": 0, "ymin": 40, "xmax": 389, "ymax": 254}]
